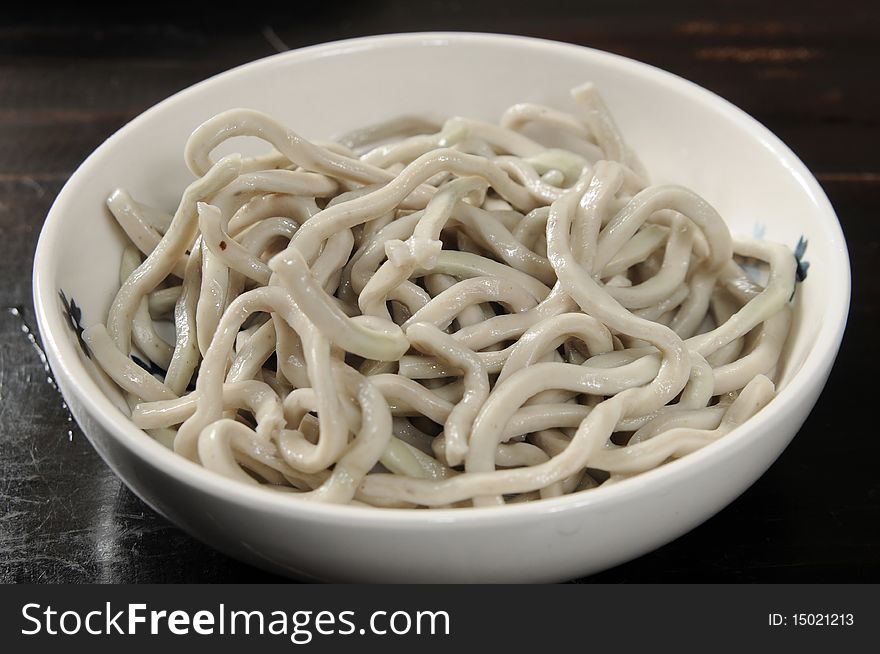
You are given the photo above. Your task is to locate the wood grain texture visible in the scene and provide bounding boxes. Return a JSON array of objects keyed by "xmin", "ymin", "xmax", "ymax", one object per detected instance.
[{"xmin": 1, "ymin": 0, "xmax": 877, "ymax": 583}]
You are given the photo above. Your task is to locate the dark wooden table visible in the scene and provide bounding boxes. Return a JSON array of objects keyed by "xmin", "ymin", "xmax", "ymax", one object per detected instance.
[{"xmin": 1, "ymin": 1, "xmax": 877, "ymax": 583}]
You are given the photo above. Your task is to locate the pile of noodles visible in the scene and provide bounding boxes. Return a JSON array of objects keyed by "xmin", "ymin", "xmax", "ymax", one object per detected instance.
[{"xmin": 83, "ymin": 83, "xmax": 796, "ymax": 508}]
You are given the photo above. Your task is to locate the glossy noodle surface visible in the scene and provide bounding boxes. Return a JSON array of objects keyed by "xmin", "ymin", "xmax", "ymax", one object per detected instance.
[{"xmin": 84, "ymin": 83, "xmax": 797, "ymax": 508}]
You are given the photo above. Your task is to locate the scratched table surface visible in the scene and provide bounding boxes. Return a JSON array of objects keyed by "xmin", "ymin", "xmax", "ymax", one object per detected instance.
[{"xmin": 1, "ymin": 1, "xmax": 877, "ymax": 583}]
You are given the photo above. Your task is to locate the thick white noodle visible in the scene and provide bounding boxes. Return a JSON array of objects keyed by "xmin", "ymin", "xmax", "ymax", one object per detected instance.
[{"xmin": 90, "ymin": 83, "xmax": 797, "ymax": 508}]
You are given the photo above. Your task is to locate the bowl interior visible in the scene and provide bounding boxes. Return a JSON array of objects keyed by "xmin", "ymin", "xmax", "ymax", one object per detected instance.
[{"xmin": 35, "ymin": 33, "xmax": 848, "ymax": 511}]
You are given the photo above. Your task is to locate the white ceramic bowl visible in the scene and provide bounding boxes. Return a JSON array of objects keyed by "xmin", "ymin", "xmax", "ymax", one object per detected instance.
[{"xmin": 33, "ymin": 33, "xmax": 849, "ymax": 583}]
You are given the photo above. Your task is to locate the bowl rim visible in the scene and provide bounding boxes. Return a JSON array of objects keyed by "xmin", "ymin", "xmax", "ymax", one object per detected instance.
[{"xmin": 33, "ymin": 31, "xmax": 851, "ymax": 527}]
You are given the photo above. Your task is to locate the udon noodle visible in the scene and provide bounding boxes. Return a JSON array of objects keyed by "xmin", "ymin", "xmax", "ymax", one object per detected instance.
[{"xmin": 83, "ymin": 83, "xmax": 797, "ymax": 508}]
